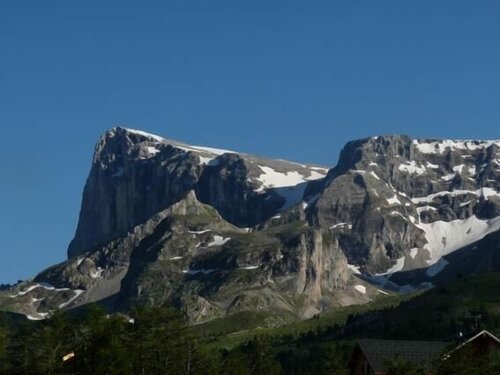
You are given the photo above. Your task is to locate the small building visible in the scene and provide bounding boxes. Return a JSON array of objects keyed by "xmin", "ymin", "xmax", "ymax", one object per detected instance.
[
  {"xmin": 348, "ymin": 330, "xmax": 500, "ymax": 375},
  {"xmin": 348, "ymin": 339, "xmax": 448, "ymax": 375},
  {"xmin": 444, "ymin": 329, "xmax": 500, "ymax": 357}
]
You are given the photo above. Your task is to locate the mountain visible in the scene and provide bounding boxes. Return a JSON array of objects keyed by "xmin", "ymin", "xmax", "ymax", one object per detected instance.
[{"xmin": 1, "ymin": 128, "xmax": 499, "ymax": 323}]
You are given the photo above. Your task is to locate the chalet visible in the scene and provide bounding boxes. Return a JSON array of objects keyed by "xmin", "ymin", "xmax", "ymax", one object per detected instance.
[
  {"xmin": 348, "ymin": 339, "xmax": 448, "ymax": 375},
  {"xmin": 444, "ymin": 329, "xmax": 500, "ymax": 358},
  {"xmin": 348, "ymin": 330, "xmax": 500, "ymax": 375}
]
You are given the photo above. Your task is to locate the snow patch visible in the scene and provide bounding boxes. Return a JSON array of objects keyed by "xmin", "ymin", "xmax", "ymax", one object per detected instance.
[
  {"xmin": 58, "ymin": 289, "xmax": 84, "ymax": 309},
  {"xmin": 145, "ymin": 146, "xmax": 160, "ymax": 156},
  {"xmin": 384, "ymin": 257, "xmax": 405, "ymax": 275},
  {"xmin": 182, "ymin": 269, "xmax": 218, "ymax": 275},
  {"xmin": 412, "ymin": 188, "xmax": 500, "ymax": 204},
  {"xmin": 90, "ymin": 267, "xmax": 104, "ymax": 279},
  {"xmin": 410, "ymin": 248, "xmax": 419, "ymax": 259},
  {"xmin": 124, "ymin": 128, "xmax": 165, "ymax": 142},
  {"xmin": 190, "ymin": 145, "xmax": 235, "ymax": 156},
  {"xmin": 330, "ymin": 222, "xmax": 352, "ymax": 230},
  {"xmin": 255, "ymin": 166, "xmax": 312, "ymax": 191},
  {"xmin": 415, "ymin": 215, "xmax": 500, "ymax": 266},
  {"xmin": 188, "ymin": 230, "xmax": 211, "ymax": 235},
  {"xmin": 441, "ymin": 173, "xmax": 456, "ymax": 182},
  {"xmin": 207, "ymin": 235, "xmax": 231, "ymax": 247},
  {"xmin": 253, "ymin": 166, "xmax": 326, "ymax": 211},
  {"xmin": 27, "ymin": 314, "xmax": 48, "ymax": 321},
  {"xmin": 354, "ymin": 285, "xmax": 366, "ymax": 294},
  {"xmin": 239, "ymin": 265, "xmax": 259, "ymax": 270},
  {"xmin": 9, "ymin": 283, "xmax": 70, "ymax": 298},
  {"xmin": 398, "ymin": 161, "xmax": 426, "ymax": 175},
  {"xmin": 387, "ymin": 195, "xmax": 401, "ymax": 205},
  {"xmin": 347, "ymin": 264, "xmax": 361, "ymax": 274},
  {"xmin": 414, "ymin": 139, "xmax": 500, "ymax": 154}
]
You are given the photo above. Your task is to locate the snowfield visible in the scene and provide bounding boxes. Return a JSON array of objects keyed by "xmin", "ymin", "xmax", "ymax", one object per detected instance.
[{"xmin": 416, "ymin": 215, "xmax": 500, "ymax": 266}]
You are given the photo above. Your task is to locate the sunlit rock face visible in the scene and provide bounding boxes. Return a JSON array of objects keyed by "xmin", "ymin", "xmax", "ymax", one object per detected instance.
[{"xmin": 2, "ymin": 129, "xmax": 499, "ymax": 323}]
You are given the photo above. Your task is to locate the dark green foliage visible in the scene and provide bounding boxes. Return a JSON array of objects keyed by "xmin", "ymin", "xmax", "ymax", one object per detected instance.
[
  {"xmin": 0, "ymin": 305, "xmax": 287, "ymax": 374},
  {"xmin": 4, "ymin": 273, "xmax": 500, "ymax": 373},
  {"xmin": 435, "ymin": 347, "xmax": 500, "ymax": 375},
  {"xmin": 0, "ymin": 317, "xmax": 10, "ymax": 375},
  {"xmin": 384, "ymin": 356, "xmax": 425, "ymax": 375}
]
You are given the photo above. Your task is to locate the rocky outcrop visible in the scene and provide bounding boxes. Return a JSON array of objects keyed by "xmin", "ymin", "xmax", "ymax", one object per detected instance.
[
  {"xmin": 68, "ymin": 127, "xmax": 328, "ymax": 257},
  {"xmin": 309, "ymin": 135, "xmax": 500, "ymax": 283},
  {"xmin": 2, "ymin": 130, "xmax": 499, "ymax": 323}
]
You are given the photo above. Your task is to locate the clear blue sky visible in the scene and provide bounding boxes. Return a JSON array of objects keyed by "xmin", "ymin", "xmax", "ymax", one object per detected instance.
[{"xmin": 0, "ymin": 0, "xmax": 499, "ymax": 284}]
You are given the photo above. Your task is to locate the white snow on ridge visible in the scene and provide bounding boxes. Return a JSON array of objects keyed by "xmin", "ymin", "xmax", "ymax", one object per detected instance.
[
  {"xmin": 189, "ymin": 145, "xmax": 236, "ymax": 156},
  {"xmin": 310, "ymin": 166, "xmax": 329, "ymax": 173},
  {"xmin": 398, "ymin": 161, "xmax": 426, "ymax": 175},
  {"xmin": 412, "ymin": 188, "xmax": 500, "ymax": 204},
  {"xmin": 253, "ymin": 165, "xmax": 327, "ymax": 211},
  {"xmin": 124, "ymin": 128, "xmax": 165, "ymax": 142},
  {"xmin": 416, "ymin": 215, "xmax": 500, "ymax": 266},
  {"xmin": 9, "ymin": 283, "xmax": 70, "ymax": 298},
  {"xmin": 255, "ymin": 166, "xmax": 316, "ymax": 191},
  {"xmin": 308, "ymin": 170, "xmax": 327, "ymax": 180},
  {"xmin": 414, "ymin": 139, "xmax": 500, "ymax": 154}
]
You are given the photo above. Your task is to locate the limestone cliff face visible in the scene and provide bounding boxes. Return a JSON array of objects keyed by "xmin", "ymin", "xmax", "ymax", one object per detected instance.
[
  {"xmin": 68, "ymin": 127, "xmax": 327, "ymax": 257},
  {"xmin": 2, "ymin": 130, "xmax": 500, "ymax": 323},
  {"xmin": 309, "ymin": 135, "xmax": 500, "ymax": 278},
  {"xmin": 68, "ymin": 128, "xmax": 202, "ymax": 257}
]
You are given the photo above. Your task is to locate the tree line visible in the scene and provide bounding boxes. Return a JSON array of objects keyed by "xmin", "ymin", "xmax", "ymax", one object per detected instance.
[{"xmin": 0, "ymin": 305, "xmax": 348, "ymax": 375}]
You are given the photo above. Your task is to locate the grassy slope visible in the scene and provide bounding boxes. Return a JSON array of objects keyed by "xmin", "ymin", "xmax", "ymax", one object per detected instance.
[{"xmin": 194, "ymin": 272, "xmax": 500, "ymax": 349}]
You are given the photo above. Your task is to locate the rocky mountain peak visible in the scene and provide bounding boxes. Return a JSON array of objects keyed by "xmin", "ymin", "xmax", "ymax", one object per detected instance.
[
  {"xmin": 2, "ymin": 129, "xmax": 499, "ymax": 323},
  {"xmin": 68, "ymin": 127, "xmax": 329, "ymax": 258}
]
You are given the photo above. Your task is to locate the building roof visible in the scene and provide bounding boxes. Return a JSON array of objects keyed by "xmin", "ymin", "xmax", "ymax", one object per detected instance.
[
  {"xmin": 445, "ymin": 330, "xmax": 500, "ymax": 357},
  {"xmin": 356, "ymin": 339, "xmax": 450, "ymax": 372}
]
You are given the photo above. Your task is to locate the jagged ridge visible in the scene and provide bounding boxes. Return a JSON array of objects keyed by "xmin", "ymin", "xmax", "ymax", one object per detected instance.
[{"xmin": 1, "ymin": 130, "xmax": 500, "ymax": 323}]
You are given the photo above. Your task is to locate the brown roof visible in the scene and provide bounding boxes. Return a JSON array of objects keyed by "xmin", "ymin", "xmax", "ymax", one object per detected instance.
[{"xmin": 356, "ymin": 339, "xmax": 450, "ymax": 372}]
